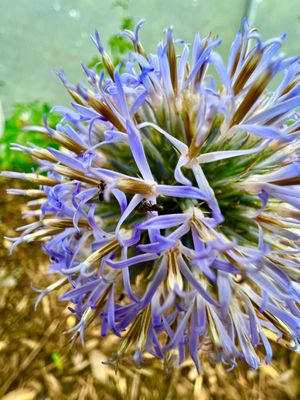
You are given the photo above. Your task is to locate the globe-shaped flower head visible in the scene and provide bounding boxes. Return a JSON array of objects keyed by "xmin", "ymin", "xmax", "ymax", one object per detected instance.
[{"xmin": 3, "ymin": 19, "xmax": 300, "ymax": 371}]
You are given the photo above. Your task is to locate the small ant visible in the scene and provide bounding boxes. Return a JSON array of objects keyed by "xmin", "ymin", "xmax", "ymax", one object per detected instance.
[
  {"xmin": 74, "ymin": 232, "xmax": 82, "ymax": 240},
  {"xmin": 98, "ymin": 182, "xmax": 106, "ymax": 202},
  {"xmin": 118, "ymin": 293, "xmax": 125, "ymax": 302},
  {"xmin": 138, "ymin": 200, "xmax": 164, "ymax": 213}
]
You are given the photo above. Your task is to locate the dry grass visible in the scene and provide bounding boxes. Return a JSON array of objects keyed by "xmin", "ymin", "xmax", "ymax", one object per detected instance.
[{"xmin": 0, "ymin": 182, "xmax": 299, "ymax": 400}]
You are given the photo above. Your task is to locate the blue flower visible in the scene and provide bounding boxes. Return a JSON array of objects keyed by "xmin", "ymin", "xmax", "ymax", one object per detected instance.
[{"xmin": 2, "ymin": 18, "xmax": 300, "ymax": 372}]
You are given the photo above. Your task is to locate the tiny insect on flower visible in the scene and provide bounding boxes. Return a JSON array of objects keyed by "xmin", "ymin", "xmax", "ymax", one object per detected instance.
[{"xmin": 2, "ymin": 18, "xmax": 300, "ymax": 372}]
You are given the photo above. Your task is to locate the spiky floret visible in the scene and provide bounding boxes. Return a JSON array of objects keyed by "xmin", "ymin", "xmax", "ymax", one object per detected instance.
[{"xmin": 2, "ymin": 19, "xmax": 300, "ymax": 371}]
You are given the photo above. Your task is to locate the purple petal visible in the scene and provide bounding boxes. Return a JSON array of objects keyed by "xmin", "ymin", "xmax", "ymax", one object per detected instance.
[
  {"xmin": 197, "ymin": 140, "xmax": 269, "ymax": 163},
  {"xmin": 137, "ymin": 122, "xmax": 188, "ymax": 154},
  {"xmin": 182, "ymin": 37, "xmax": 221, "ymax": 91},
  {"xmin": 111, "ymin": 188, "xmax": 127, "ymax": 213},
  {"xmin": 47, "ymin": 148, "xmax": 85, "ymax": 171},
  {"xmin": 237, "ymin": 124, "xmax": 291, "ymax": 142},
  {"xmin": 126, "ymin": 120, "xmax": 154, "ymax": 181},
  {"xmin": 209, "ymin": 52, "xmax": 233, "ymax": 95},
  {"xmin": 245, "ymin": 96, "xmax": 300, "ymax": 124},
  {"xmin": 163, "ymin": 303, "xmax": 193, "ymax": 350},
  {"xmin": 139, "ymin": 213, "xmax": 188, "ymax": 230},
  {"xmin": 137, "ymin": 235, "xmax": 176, "ymax": 253},
  {"xmin": 107, "ymin": 253, "xmax": 158, "ymax": 269},
  {"xmin": 115, "ymin": 194, "xmax": 144, "ymax": 243},
  {"xmin": 140, "ymin": 259, "xmax": 167, "ymax": 307},
  {"xmin": 157, "ymin": 184, "xmax": 207, "ymax": 200},
  {"xmin": 178, "ymin": 255, "xmax": 218, "ymax": 306},
  {"xmin": 91, "ymin": 30, "xmax": 104, "ymax": 53},
  {"xmin": 174, "ymin": 156, "xmax": 192, "ymax": 185}
]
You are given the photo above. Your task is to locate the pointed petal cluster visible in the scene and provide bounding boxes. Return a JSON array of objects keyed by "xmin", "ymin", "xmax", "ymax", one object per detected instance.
[{"xmin": 2, "ymin": 19, "xmax": 300, "ymax": 372}]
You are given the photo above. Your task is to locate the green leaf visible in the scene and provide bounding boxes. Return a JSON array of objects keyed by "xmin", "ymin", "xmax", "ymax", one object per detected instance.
[
  {"xmin": 0, "ymin": 101, "xmax": 59, "ymax": 171},
  {"xmin": 51, "ymin": 352, "xmax": 63, "ymax": 373}
]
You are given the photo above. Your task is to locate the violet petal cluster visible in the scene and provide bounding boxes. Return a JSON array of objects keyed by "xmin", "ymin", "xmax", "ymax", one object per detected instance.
[{"xmin": 2, "ymin": 19, "xmax": 300, "ymax": 371}]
